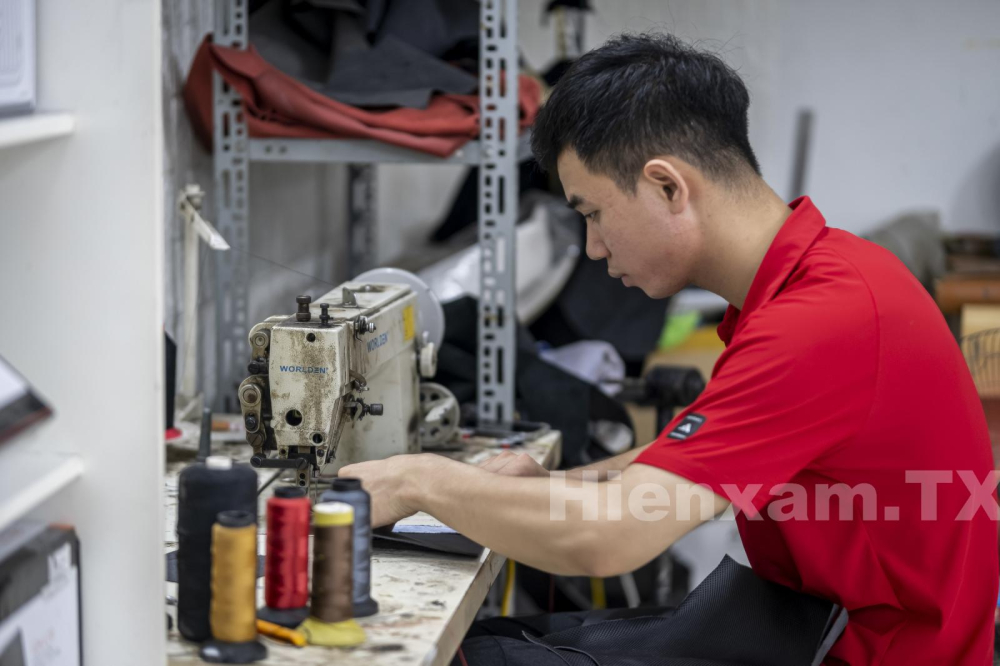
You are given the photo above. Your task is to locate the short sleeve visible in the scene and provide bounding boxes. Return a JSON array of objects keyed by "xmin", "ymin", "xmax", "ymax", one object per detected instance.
[{"xmin": 633, "ymin": 286, "xmax": 879, "ymax": 516}]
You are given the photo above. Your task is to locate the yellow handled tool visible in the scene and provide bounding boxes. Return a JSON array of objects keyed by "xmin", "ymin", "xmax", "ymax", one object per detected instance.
[{"xmin": 255, "ymin": 619, "xmax": 306, "ymax": 647}]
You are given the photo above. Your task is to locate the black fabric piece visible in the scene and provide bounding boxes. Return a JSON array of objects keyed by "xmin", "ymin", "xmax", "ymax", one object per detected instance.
[
  {"xmin": 433, "ymin": 179, "xmax": 669, "ymax": 371},
  {"xmin": 457, "ymin": 638, "xmax": 579, "ymax": 666},
  {"xmin": 324, "ymin": 35, "xmax": 478, "ymax": 109},
  {"xmin": 529, "ymin": 234, "xmax": 670, "ymax": 370},
  {"xmin": 361, "ymin": 0, "xmax": 388, "ymax": 35},
  {"xmin": 439, "ymin": 36, "xmax": 480, "ymax": 76},
  {"xmin": 514, "ymin": 559, "xmax": 679, "ymax": 616},
  {"xmin": 431, "ymin": 167, "xmax": 550, "ymax": 243},
  {"xmin": 466, "ymin": 607, "xmax": 674, "ymax": 642},
  {"xmin": 307, "ymin": 0, "xmax": 364, "ymax": 11},
  {"xmin": 454, "ymin": 557, "xmax": 846, "ymax": 666},
  {"xmin": 249, "ymin": 1, "xmax": 334, "ymax": 83},
  {"xmin": 372, "ymin": 525, "xmax": 483, "ymax": 557},
  {"xmin": 373, "ymin": 0, "xmax": 479, "ymax": 58},
  {"xmin": 249, "ymin": 0, "xmax": 480, "ymax": 109},
  {"xmin": 435, "ymin": 297, "xmax": 632, "ymax": 467}
]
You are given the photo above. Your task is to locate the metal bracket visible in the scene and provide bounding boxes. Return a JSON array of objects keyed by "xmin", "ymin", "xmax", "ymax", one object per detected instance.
[{"xmin": 353, "ymin": 315, "xmax": 376, "ymax": 340}]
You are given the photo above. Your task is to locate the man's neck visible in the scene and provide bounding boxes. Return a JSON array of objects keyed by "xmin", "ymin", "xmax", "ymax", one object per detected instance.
[{"xmin": 691, "ymin": 185, "xmax": 792, "ymax": 310}]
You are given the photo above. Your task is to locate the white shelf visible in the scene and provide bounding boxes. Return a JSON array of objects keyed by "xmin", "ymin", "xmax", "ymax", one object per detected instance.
[
  {"xmin": 0, "ymin": 444, "xmax": 83, "ymax": 534},
  {"xmin": 0, "ymin": 112, "xmax": 75, "ymax": 150}
]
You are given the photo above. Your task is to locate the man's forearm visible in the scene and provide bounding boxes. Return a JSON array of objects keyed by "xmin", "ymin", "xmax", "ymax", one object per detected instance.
[
  {"xmin": 403, "ymin": 453, "xmax": 727, "ymax": 578},
  {"xmin": 409, "ymin": 456, "xmax": 603, "ymax": 574},
  {"xmin": 566, "ymin": 442, "xmax": 652, "ymax": 480}
]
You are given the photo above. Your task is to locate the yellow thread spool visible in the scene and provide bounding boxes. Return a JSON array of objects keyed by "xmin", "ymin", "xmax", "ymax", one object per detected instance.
[
  {"xmin": 298, "ymin": 501, "xmax": 366, "ymax": 647},
  {"xmin": 209, "ymin": 511, "xmax": 259, "ymax": 643}
]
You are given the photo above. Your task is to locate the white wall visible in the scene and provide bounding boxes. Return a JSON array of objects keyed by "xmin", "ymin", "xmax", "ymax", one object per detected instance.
[
  {"xmin": 518, "ymin": 0, "xmax": 1000, "ymax": 235},
  {"xmin": 766, "ymin": 0, "xmax": 1000, "ymax": 234},
  {"xmin": 0, "ymin": 1, "xmax": 165, "ymax": 664}
]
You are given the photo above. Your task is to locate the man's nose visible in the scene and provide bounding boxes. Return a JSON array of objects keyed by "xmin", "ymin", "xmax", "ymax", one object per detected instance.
[{"xmin": 585, "ymin": 224, "xmax": 608, "ymax": 261}]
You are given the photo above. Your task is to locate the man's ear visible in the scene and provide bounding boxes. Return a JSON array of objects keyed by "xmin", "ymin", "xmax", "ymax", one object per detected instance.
[{"xmin": 641, "ymin": 159, "xmax": 688, "ymax": 214}]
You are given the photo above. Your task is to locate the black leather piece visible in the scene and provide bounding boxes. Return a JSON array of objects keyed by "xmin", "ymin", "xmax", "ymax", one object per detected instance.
[
  {"xmin": 531, "ymin": 557, "xmax": 842, "ymax": 666},
  {"xmin": 454, "ymin": 557, "xmax": 846, "ymax": 666},
  {"xmin": 529, "ymin": 250, "xmax": 671, "ymax": 370},
  {"xmin": 372, "ymin": 525, "xmax": 483, "ymax": 557},
  {"xmin": 249, "ymin": 0, "xmax": 479, "ymax": 109},
  {"xmin": 435, "ymin": 296, "xmax": 633, "ymax": 467}
]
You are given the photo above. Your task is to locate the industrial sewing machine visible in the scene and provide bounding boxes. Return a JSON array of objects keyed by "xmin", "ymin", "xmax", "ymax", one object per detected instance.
[{"xmin": 238, "ymin": 269, "xmax": 457, "ymax": 487}]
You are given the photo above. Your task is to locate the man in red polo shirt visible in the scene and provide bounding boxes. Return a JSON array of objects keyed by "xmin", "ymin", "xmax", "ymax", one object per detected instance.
[{"xmin": 341, "ymin": 33, "xmax": 998, "ymax": 664}]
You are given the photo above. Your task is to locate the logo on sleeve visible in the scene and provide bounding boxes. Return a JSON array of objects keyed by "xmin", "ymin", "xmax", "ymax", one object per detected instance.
[{"xmin": 668, "ymin": 414, "xmax": 705, "ymax": 441}]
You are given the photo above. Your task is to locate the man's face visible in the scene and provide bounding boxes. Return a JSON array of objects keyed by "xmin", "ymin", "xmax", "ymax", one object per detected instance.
[{"xmin": 557, "ymin": 150, "xmax": 700, "ymax": 299}]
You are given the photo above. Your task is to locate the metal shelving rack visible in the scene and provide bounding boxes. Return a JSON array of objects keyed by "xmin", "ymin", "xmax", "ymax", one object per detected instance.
[{"xmin": 212, "ymin": 0, "xmax": 521, "ymax": 425}]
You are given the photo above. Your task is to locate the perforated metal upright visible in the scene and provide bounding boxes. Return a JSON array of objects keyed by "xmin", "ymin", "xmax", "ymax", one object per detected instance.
[
  {"xmin": 476, "ymin": 0, "xmax": 519, "ymax": 425},
  {"xmin": 347, "ymin": 164, "xmax": 376, "ymax": 276},
  {"xmin": 213, "ymin": 0, "xmax": 250, "ymax": 411},
  {"xmin": 211, "ymin": 0, "xmax": 521, "ymax": 422}
]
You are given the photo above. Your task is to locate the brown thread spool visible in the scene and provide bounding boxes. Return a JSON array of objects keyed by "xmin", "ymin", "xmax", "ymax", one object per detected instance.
[
  {"xmin": 297, "ymin": 502, "xmax": 365, "ymax": 647},
  {"xmin": 199, "ymin": 511, "xmax": 267, "ymax": 664}
]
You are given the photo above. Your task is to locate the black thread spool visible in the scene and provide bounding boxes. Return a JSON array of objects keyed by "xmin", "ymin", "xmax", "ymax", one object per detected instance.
[
  {"xmin": 321, "ymin": 477, "xmax": 379, "ymax": 617},
  {"xmin": 177, "ymin": 456, "xmax": 258, "ymax": 642}
]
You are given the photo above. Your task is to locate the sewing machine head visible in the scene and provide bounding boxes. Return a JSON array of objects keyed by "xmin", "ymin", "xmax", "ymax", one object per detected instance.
[{"xmin": 239, "ymin": 273, "xmax": 441, "ymax": 487}]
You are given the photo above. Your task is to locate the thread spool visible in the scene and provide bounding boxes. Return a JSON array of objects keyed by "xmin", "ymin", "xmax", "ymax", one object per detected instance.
[
  {"xmin": 177, "ymin": 456, "xmax": 257, "ymax": 642},
  {"xmin": 199, "ymin": 511, "xmax": 267, "ymax": 664},
  {"xmin": 298, "ymin": 502, "xmax": 366, "ymax": 647},
  {"xmin": 321, "ymin": 477, "xmax": 379, "ymax": 617},
  {"xmin": 258, "ymin": 486, "xmax": 311, "ymax": 628}
]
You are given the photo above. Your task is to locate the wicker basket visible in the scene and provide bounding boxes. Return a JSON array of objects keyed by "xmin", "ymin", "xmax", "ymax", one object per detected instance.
[{"xmin": 961, "ymin": 328, "xmax": 1000, "ymax": 397}]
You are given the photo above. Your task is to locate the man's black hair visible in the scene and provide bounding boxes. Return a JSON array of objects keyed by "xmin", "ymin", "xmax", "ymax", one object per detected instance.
[{"xmin": 531, "ymin": 33, "xmax": 761, "ymax": 192}]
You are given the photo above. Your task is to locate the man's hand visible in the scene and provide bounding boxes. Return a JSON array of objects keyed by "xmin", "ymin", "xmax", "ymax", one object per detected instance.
[
  {"xmin": 338, "ymin": 454, "xmax": 432, "ymax": 528},
  {"xmin": 477, "ymin": 451, "xmax": 549, "ymax": 477}
]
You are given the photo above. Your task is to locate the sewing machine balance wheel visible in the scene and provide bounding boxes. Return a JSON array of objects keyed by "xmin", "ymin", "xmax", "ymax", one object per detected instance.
[
  {"xmin": 419, "ymin": 382, "xmax": 460, "ymax": 448},
  {"xmin": 354, "ymin": 267, "xmax": 445, "ymax": 348}
]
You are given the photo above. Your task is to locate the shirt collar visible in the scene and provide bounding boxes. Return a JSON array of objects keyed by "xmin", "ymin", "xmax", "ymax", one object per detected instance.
[{"xmin": 717, "ymin": 196, "xmax": 827, "ymax": 346}]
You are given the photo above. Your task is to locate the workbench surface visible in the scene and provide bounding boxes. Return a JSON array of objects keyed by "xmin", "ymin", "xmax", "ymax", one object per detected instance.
[{"xmin": 164, "ymin": 428, "xmax": 561, "ymax": 666}]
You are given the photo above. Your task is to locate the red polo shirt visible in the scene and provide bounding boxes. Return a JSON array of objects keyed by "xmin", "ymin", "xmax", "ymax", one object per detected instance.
[{"xmin": 634, "ymin": 197, "xmax": 998, "ymax": 664}]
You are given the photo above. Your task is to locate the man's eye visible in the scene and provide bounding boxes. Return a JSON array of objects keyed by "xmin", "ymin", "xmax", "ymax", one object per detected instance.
[{"xmin": 585, "ymin": 211, "xmax": 599, "ymax": 222}]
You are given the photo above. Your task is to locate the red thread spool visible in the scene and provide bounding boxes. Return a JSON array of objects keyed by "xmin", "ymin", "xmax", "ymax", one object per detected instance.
[{"xmin": 264, "ymin": 487, "xmax": 310, "ymax": 609}]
